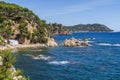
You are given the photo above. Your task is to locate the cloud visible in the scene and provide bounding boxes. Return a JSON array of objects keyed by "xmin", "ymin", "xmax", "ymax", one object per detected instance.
[{"xmin": 42, "ymin": 0, "xmax": 117, "ymax": 17}]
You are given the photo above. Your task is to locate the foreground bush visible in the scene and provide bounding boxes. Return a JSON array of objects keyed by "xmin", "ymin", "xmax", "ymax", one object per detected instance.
[{"xmin": 0, "ymin": 49, "xmax": 29, "ymax": 80}]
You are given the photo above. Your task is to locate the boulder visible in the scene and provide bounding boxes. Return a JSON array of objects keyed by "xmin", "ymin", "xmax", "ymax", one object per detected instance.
[
  {"xmin": 47, "ymin": 38, "xmax": 58, "ymax": 47},
  {"xmin": 62, "ymin": 38, "xmax": 89, "ymax": 47}
]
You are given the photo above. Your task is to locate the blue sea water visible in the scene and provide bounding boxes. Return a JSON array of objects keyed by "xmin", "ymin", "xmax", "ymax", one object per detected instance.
[{"xmin": 14, "ymin": 32, "xmax": 120, "ymax": 80}]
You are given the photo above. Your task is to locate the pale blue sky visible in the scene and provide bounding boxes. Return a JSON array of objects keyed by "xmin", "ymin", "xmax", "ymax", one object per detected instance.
[{"xmin": 5, "ymin": 0, "xmax": 120, "ymax": 31}]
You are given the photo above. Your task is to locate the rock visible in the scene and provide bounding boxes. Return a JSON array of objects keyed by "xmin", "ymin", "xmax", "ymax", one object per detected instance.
[
  {"xmin": 84, "ymin": 39, "xmax": 89, "ymax": 46},
  {"xmin": 62, "ymin": 38, "xmax": 89, "ymax": 47},
  {"xmin": 62, "ymin": 38, "xmax": 76, "ymax": 47},
  {"xmin": 47, "ymin": 38, "xmax": 58, "ymax": 47}
]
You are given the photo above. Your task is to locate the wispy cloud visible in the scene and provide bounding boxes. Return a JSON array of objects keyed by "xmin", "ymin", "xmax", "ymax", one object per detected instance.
[{"xmin": 42, "ymin": 0, "xmax": 117, "ymax": 17}]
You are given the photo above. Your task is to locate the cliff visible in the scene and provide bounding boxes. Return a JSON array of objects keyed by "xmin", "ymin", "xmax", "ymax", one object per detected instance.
[
  {"xmin": 0, "ymin": 1, "xmax": 50, "ymax": 44},
  {"xmin": 65, "ymin": 23, "xmax": 113, "ymax": 32}
]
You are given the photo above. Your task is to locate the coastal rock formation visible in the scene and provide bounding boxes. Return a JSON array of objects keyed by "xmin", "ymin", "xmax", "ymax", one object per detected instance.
[
  {"xmin": 62, "ymin": 38, "xmax": 89, "ymax": 47},
  {"xmin": 47, "ymin": 38, "xmax": 58, "ymax": 47}
]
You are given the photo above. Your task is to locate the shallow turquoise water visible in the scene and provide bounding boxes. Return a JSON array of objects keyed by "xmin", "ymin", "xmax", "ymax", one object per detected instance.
[{"xmin": 14, "ymin": 32, "xmax": 120, "ymax": 80}]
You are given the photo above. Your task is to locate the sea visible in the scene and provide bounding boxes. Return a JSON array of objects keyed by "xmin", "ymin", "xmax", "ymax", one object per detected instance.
[{"xmin": 14, "ymin": 32, "xmax": 120, "ymax": 80}]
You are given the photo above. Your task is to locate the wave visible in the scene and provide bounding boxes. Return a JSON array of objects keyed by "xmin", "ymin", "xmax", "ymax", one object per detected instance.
[
  {"xmin": 23, "ymin": 54, "xmax": 51, "ymax": 60},
  {"xmin": 88, "ymin": 41, "xmax": 94, "ymax": 43},
  {"xmin": 23, "ymin": 54, "xmax": 33, "ymax": 57},
  {"xmin": 113, "ymin": 44, "xmax": 120, "ymax": 46},
  {"xmin": 98, "ymin": 43, "xmax": 120, "ymax": 47},
  {"xmin": 48, "ymin": 61, "xmax": 70, "ymax": 65},
  {"xmin": 48, "ymin": 61, "xmax": 80, "ymax": 65},
  {"xmin": 33, "ymin": 55, "xmax": 51, "ymax": 60},
  {"xmin": 98, "ymin": 43, "xmax": 112, "ymax": 46}
]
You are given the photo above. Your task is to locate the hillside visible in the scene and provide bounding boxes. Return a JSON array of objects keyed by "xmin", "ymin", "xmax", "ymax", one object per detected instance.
[
  {"xmin": 0, "ymin": 1, "xmax": 49, "ymax": 44},
  {"xmin": 66, "ymin": 24, "xmax": 113, "ymax": 32}
]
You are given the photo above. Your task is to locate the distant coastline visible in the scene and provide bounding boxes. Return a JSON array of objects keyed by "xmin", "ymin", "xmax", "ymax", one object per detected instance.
[{"xmin": 65, "ymin": 23, "xmax": 113, "ymax": 32}]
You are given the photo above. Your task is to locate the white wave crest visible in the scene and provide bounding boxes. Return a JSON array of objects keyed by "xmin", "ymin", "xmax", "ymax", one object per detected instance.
[
  {"xmin": 48, "ymin": 61, "xmax": 70, "ymax": 65},
  {"xmin": 23, "ymin": 54, "xmax": 33, "ymax": 57},
  {"xmin": 23, "ymin": 54, "xmax": 51, "ymax": 60},
  {"xmin": 98, "ymin": 43, "xmax": 112, "ymax": 46},
  {"xmin": 98, "ymin": 43, "xmax": 120, "ymax": 47},
  {"xmin": 88, "ymin": 41, "xmax": 94, "ymax": 43},
  {"xmin": 113, "ymin": 44, "xmax": 120, "ymax": 46},
  {"xmin": 32, "ymin": 55, "xmax": 51, "ymax": 60}
]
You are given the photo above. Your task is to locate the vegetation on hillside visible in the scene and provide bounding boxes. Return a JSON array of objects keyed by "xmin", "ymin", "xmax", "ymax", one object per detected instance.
[
  {"xmin": 0, "ymin": 1, "xmax": 49, "ymax": 44},
  {"xmin": 65, "ymin": 23, "xmax": 113, "ymax": 32}
]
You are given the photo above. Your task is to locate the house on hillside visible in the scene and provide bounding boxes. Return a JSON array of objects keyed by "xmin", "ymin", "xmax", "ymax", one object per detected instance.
[{"xmin": 8, "ymin": 40, "xmax": 18, "ymax": 45}]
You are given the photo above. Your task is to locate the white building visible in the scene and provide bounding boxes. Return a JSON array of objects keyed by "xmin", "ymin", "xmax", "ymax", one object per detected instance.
[{"xmin": 9, "ymin": 40, "xmax": 18, "ymax": 45}]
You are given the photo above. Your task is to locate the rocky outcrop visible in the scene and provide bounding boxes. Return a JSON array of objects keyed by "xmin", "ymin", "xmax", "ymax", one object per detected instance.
[
  {"xmin": 62, "ymin": 38, "xmax": 89, "ymax": 47},
  {"xmin": 46, "ymin": 38, "xmax": 58, "ymax": 47}
]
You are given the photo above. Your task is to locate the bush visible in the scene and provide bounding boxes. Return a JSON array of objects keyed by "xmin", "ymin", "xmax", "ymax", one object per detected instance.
[{"xmin": 0, "ymin": 49, "xmax": 29, "ymax": 80}]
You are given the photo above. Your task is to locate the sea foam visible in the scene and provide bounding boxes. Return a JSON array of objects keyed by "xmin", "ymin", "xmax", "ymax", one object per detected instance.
[
  {"xmin": 98, "ymin": 43, "xmax": 120, "ymax": 47},
  {"xmin": 113, "ymin": 44, "xmax": 120, "ymax": 46},
  {"xmin": 48, "ymin": 61, "xmax": 70, "ymax": 65},
  {"xmin": 32, "ymin": 55, "xmax": 51, "ymax": 60},
  {"xmin": 23, "ymin": 54, "xmax": 51, "ymax": 60},
  {"xmin": 98, "ymin": 43, "xmax": 112, "ymax": 46}
]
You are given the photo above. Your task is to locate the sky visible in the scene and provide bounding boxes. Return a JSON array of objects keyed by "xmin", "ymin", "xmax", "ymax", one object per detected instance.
[{"xmin": 4, "ymin": 0, "xmax": 120, "ymax": 31}]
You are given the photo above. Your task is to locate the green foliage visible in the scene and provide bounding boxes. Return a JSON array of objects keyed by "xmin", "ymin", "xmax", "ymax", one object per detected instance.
[
  {"xmin": 0, "ymin": 20, "xmax": 14, "ymax": 39},
  {"xmin": 0, "ymin": 1, "xmax": 49, "ymax": 44},
  {"xmin": 18, "ymin": 20, "xmax": 30, "ymax": 38},
  {"xmin": 31, "ymin": 29, "xmax": 48, "ymax": 43},
  {"xmin": 0, "ymin": 49, "xmax": 29, "ymax": 80},
  {"xmin": 0, "ymin": 36, "xmax": 7, "ymax": 45}
]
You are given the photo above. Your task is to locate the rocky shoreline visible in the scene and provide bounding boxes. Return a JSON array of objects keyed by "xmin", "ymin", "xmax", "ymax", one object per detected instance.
[
  {"xmin": 0, "ymin": 37, "xmax": 89, "ymax": 80},
  {"xmin": 0, "ymin": 38, "xmax": 58, "ymax": 51},
  {"xmin": 0, "ymin": 37, "xmax": 90, "ymax": 50}
]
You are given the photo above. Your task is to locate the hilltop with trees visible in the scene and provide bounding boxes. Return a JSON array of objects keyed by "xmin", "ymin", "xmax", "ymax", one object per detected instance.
[
  {"xmin": 0, "ymin": 1, "xmax": 50, "ymax": 44},
  {"xmin": 65, "ymin": 23, "xmax": 113, "ymax": 32}
]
